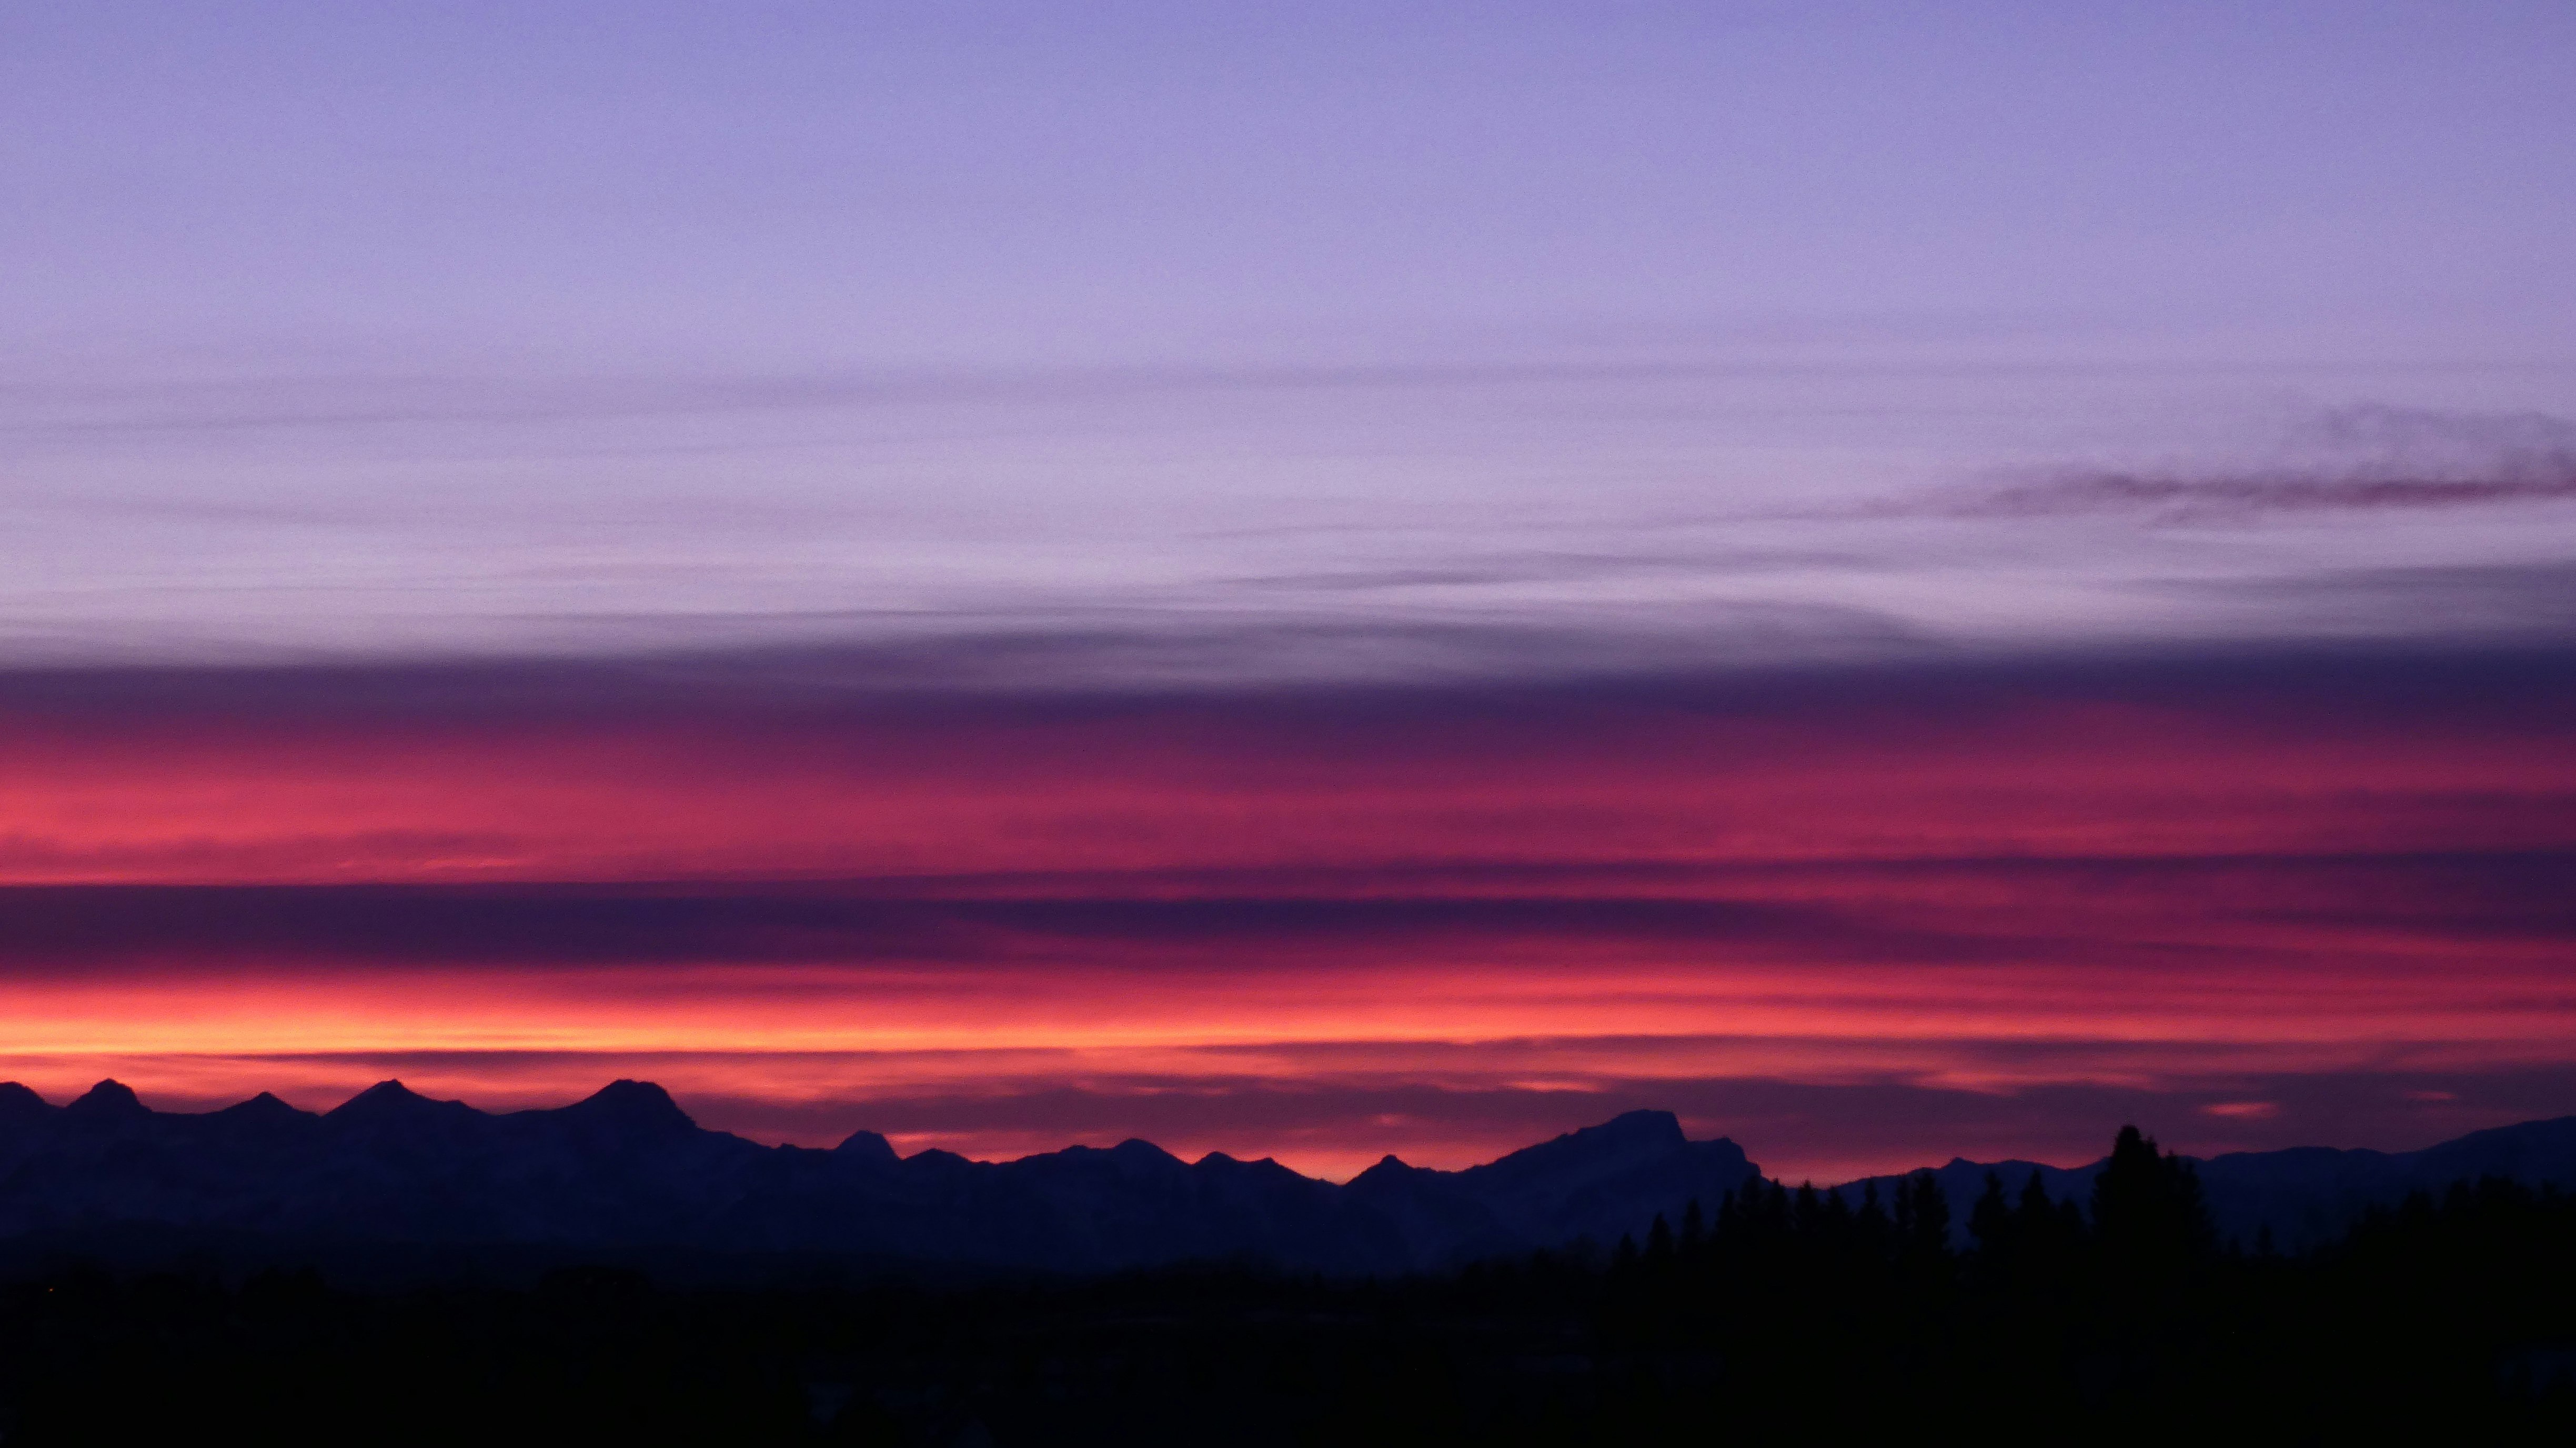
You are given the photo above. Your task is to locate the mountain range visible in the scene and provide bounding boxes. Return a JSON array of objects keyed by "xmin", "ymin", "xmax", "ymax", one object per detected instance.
[{"xmin": 3, "ymin": 1078, "xmax": 2570, "ymax": 1276}]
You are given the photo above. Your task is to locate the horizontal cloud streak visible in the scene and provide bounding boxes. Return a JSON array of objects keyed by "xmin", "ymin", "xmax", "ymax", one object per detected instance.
[
  {"xmin": 1970, "ymin": 467, "xmax": 2576, "ymax": 519},
  {"xmin": 0, "ymin": 842, "xmax": 2569, "ymax": 972},
  {"xmin": 2157, "ymin": 562, "xmax": 2576, "ymax": 639},
  {"xmin": 6, "ymin": 635, "xmax": 2571, "ymax": 718},
  {"xmin": 12, "ymin": 345, "xmax": 2576, "ymax": 676}
]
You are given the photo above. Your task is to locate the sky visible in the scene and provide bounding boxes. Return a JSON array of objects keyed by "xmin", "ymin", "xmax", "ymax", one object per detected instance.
[{"xmin": 2, "ymin": 2, "xmax": 2572, "ymax": 1182}]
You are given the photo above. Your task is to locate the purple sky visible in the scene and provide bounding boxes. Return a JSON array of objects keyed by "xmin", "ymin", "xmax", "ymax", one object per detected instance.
[
  {"xmin": 3, "ymin": 5, "xmax": 2574, "ymax": 1176},
  {"xmin": 5, "ymin": 2, "xmax": 2572, "ymax": 674}
]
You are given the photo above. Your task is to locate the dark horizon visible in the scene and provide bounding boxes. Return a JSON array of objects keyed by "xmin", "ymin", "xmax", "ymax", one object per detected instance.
[{"xmin": 15, "ymin": 1070, "xmax": 2572, "ymax": 1196}]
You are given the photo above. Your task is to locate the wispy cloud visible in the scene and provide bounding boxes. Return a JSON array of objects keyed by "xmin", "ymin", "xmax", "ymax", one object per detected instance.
[
  {"xmin": 1964, "ymin": 467, "xmax": 2576, "ymax": 520},
  {"xmin": 2152, "ymin": 561, "xmax": 2576, "ymax": 638},
  {"xmin": 1944, "ymin": 405, "xmax": 2576, "ymax": 522}
]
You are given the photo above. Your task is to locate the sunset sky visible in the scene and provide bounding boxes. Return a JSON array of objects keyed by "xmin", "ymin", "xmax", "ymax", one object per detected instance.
[{"xmin": 4, "ymin": 3, "xmax": 2573, "ymax": 1183}]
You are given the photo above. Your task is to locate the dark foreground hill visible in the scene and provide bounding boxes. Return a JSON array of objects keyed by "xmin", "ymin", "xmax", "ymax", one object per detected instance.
[
  {"xmin": 3, "ymin": 1077, "xmax": 2572, "ymax": 1276},
  {"xmin": 5, "ymin": 1095, "xmax": 2576, "ymax": 1442},
  {"xmin": 2, "ymin": 1125, "xmax": 2572, "ymax": 1443}
]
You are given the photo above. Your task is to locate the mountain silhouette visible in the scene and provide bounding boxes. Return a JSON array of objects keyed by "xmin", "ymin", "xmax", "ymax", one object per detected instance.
[
  {"xmin": 0, "ymin": 1081, "xmax": 1754, "ymax": 1275},
  {"xmin": 1830, "ymin": 1114, "xmax": 2576, "ymax": 1252},
  {"xmin": 1350, "ymin": 1110, "xmax": 1756, "ymax": 1267},
  {"xmin": 2, "ymin": 1080, "xmax": 2569, "ymax": 1274}
]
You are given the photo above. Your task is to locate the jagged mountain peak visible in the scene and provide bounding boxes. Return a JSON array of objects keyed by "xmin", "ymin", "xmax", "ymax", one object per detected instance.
[
  {"xmin": 327, "ymin": 1079, "xmax": 474, "ymax": 1124},
  {"xmin": 217, "ymin": 1091, "xmax": 314, "ymax": 1123},
  {"xmin": 558, "ymin": 1079, "xmax": 697, "ymax": 1136},
  {"xmin": 1597, "ymin": 1109, "xmax": 1687, "ymax": 1139},
  {"xmin": 834, "ymin": 1129, "xmax": 899, "ymax": 1165},
  {"xmin": 1020, "ymin": 1138, "xmax": 1187, "ymax": 1179},
  {"xmin": 66, "ymin": 1079, "xmax": 147, "ymax": 1117},
  {"xmin": 1465, "ymin": 1109, "xmax": 1694, "ymax": 1186},
  {"xmin": 0, "ymin": 1082, "xmax": 52, "ymax": 1120},
  {"xmin": 1515, "ymin": 1110, "xmax": 1685, "ymax": 1159},
  {"xmin": 1350, "ymin": 1154, "xmax": 1417, "ymax": 1185}
]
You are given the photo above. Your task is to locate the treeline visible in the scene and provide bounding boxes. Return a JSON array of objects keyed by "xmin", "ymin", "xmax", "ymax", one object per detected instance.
[
  {"xmin": 0, "ymin": 1127, "xmax": 2570, "ymax": 1444},
  {"xmin": 1578, "ymin": 1123, "xmax": 2576, "ymax": 1429}
]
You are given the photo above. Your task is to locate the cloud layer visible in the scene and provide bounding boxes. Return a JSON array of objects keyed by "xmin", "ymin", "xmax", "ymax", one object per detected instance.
[{"xmin": 4, "ymin": 647, "xmax": 2569, "ymax": 1180}]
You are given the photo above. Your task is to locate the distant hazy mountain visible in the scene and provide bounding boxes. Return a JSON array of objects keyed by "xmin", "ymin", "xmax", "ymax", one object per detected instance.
[
  {"xmin": 1829, "ymin": 1115, "xmax": 2576, "ymax": 1252},
  {"xmin": 3, "ymin": 1079, "xmax": 2569, "ymax": 1274}
]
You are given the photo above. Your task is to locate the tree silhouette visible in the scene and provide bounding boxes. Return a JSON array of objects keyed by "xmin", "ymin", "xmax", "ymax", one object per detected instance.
[
  {"xmin": 1970, "ymin": 1172, "xmax": 2012, "ymax": 1253},
  {"xmin": 2091, "ymin": 1124, "xmax": 2215, "ymax": 1273},
  {"xmin": 1903, "ymin": 1170, "xmax": 1950, "ymax": 1261}
]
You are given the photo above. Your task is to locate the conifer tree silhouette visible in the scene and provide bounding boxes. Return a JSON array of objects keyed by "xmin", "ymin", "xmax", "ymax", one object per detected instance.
[
  {"xmin": 1905, "ymin": 1170, "xmax": 1951, "ymax": 1260},
  {"xmin": 1969, "ymin": 1170, "xmax": 2018, "ymax": 1289},
  {"xmin": 2092, "ymin": 1124, "xmax": 2215, "ymax": 1272},
  {"xmin": 1856, "ymin": 1178, "xmax": 1892, "ymax": 1262},
  {"xmin": 2015, "ymin": 1167, "xmax": 2053, "ymax": 1225},
  {"xmin": 1970, "ymin": 1171, "xmax": 2012, "ymax": 1253}
]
